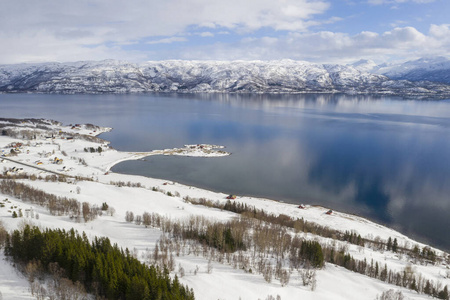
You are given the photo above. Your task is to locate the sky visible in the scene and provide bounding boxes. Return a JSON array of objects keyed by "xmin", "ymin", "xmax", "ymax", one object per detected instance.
[{"xmin": 0, "ymin": 0, "xmax": 449, "ymax": 64}]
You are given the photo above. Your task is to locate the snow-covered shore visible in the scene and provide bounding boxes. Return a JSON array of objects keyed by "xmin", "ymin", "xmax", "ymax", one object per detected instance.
[{"xmin": 0, "ymin": 119, "xmax": 449, "ymax": 300}]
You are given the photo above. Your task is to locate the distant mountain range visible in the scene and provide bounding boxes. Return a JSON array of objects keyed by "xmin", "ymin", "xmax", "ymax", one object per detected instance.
[{"xmin": 1, "ymin": 57, "xmax": 450, "ymax": 98}]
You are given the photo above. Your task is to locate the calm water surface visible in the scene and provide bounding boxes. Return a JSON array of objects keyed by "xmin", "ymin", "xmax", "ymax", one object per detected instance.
[{"xmin": 2, "ymin": 93, "xmax": 450, "ymax": 250}]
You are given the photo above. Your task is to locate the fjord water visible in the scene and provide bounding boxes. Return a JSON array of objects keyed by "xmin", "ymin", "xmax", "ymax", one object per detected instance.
[{"xmin": 2, "ymin": 93, "xmax": 450, "ymax": 250}]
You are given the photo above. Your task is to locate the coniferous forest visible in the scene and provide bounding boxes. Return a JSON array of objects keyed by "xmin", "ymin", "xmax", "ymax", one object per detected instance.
[{"xmin": 4, "ymin": 225, "xmax": 195, "ymax": 300}]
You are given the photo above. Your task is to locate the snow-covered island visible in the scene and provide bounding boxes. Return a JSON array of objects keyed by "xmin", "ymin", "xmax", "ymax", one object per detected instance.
[{"xmin": 0, "ymin": 118, "xmax": 449, "ymax": 300}]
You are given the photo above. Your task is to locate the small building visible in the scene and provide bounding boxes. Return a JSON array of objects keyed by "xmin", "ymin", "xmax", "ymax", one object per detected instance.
[
  {"xmin": 8, "ymin": 142, "xmax": 23, "ymax": 148},
  {"xmin": 326, "ymin": 209, "xmax": 333, "ymax": 215},
  {"xmin": 226, "ymin": 195, "xmax": 237, "ymax": 200},
  {"xmin": 298, "ymin": 204, "xmax": 306, "ymax": 209}
]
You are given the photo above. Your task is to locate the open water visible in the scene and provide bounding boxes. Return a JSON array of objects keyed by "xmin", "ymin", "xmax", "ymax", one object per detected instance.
[{"xmin": 2, "ymin": 93, "xmax": 450, "ymax": 250}]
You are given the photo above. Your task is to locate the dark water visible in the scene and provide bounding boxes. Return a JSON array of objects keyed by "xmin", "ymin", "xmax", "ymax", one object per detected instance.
[{"xmin": 2, "ymin": 93, "xmax": 450, "ymax": 250}]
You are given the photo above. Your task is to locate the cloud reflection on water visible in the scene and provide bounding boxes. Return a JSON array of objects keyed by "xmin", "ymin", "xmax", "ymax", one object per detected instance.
[{"xmin": 2, "ymin": 93, "xmax": 450, "ymax": 249}]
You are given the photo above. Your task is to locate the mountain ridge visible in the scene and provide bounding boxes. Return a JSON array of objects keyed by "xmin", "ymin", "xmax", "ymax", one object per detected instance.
[{"xmin": 1, "ymin": 58, "xmax": 450, "ymax": 98}]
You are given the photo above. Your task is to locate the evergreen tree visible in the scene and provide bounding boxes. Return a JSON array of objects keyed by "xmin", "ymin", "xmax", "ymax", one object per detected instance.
[
  {"xmin": 5, "ymin": 225, "xmax": 195, "ymax": 300},
  {"xmin": 438, "ymin": 286, "xmax": 449, "ymax": 300},
  {"xmin": 424, "ymin": 280, "xmax": 432, "ymax": 295},
  {"xmin": 392, "ymin": 238, "xmax": 398, "ymax": 253},
  {"xmin": 387, "ymin": 237, "xmax": 392, "ymax": 251}
]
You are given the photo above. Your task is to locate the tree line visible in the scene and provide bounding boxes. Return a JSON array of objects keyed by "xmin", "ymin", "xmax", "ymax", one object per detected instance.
[
  {"xmin": 0, "ymin": 179, "xmax": 105, "ymax": 222},
  {"xmin": 125, "ymin": 206, "xmax": 448, "ymax": 298},
  {"xmin": 189, "ymin": 198, "xmax": 440, "ymax": 265}
]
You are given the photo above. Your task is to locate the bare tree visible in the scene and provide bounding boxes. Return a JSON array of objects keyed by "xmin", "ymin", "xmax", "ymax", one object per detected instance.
[
  {"xmin": 125, "ymin": 211, "xmax": 134, "ymax": 223},
  {"xmin": 300, "ymin": 268, "xmax": 316, "ymax": 290},
  {"xmin": 82, "ymin": 202, "xmax": 90, "ymax": 222},
  {"xmin": 376, "ymin": 289, "xmax": 405, "ymax": 300},
  {"xmin": 207, "ymin": 259, "xmax": 213, "ymax": 274},
  {"xmin": 107, "ymin": 207, "xmax": 116, "ymax": 217},
  {"xmin": 0, "ymin": 220, "xmax": 7, "ymax": 247},
  {"xmin": 178, "ymin": 264, "xmax": 185, "ymax": 278},
  {"xmin": 143, "ymin": 212, "xmax": 151, "ymax": 226}
]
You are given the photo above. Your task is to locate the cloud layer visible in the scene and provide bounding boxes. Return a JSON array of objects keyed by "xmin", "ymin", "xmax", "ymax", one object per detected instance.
[
  {"xmin": 0, "ymin": 0, "xmax": 448, "ymax": 64},
  {"xmin": 173, "ymin": 24, "xmax": 450, "ymax": 63}
]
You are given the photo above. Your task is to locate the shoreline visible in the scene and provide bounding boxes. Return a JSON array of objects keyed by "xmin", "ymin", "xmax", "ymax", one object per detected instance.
[
  {"xmin": 104, "ymin": 155, "xmax": 445, "ymax": 254},
  {"xmin": 1, "ymin": 118, "xmax": 450, "ymax": 300},
  {"xmin": 0, "ymin": 119, "xmax": 447, "ymax": 254},
  {"xmin": 103, "ymin": 145, "xmax": 230, "ymax": 173}
]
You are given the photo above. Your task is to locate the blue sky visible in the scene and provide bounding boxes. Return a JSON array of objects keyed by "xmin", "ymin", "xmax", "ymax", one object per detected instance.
[{"xmin": 0, "ymin": 0, "xmax": 449, "ymax": 64}]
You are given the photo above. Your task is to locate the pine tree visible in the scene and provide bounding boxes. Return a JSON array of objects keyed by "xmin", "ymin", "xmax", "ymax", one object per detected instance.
[
  {"xmin": 5, "ymin": 226, "xmax": 195, "ymax": 300},
  {"xmin": 424, "ymin": 280, "xmax": 432, "ymax": 295},
  {"xmin": 387, "ymin": 237, "xmax": 392, "ymax": 251},
  {"xmin": 392, "ymin": 238, "xmax": 398, "ymax": 252},
  {"xmin": 438, "ymin": 286, "xmax": 449, "ymax": 300},
  {"xmin": 380, "ymin": 264, "xmax": 388, "ymax": 282}
]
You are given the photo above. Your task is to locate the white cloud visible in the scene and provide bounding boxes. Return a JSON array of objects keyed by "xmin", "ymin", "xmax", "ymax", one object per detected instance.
[
  {"xmin": 146, "ymin": 37, "xmax": 188, "ymax": 45},
  {"xmin": 173, "ymin": 25, "xmax": 450, "ymax": 63},
  {"xmin": 429, "ymin": 24, "xmax": 450, "ymax": 38},
  {"xmin": 389, "ymin": 20, "xmax": 407, "ymax": 28},
  {"xmin": 198, "ymin": 32, "xmax": 214, "ymax": 37},
  {"xmin": 0, "ymin": 1, "xmax": 447, "ymax": 64},
  {"xmin": 0, "ymin": 0, "xmax": 329, "ymax": 63},
  {"xmin": 368, "ymin": 0, "xmax": 435, "ymax": 4},
  {"xmin": 0, "ymin": 31, "xmax": 148, "ymax": 64}
]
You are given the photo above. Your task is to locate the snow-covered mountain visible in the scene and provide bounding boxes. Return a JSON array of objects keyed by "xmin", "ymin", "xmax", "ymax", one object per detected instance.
[
  {"xmin": 1, "ymin": 59, "xmax": 450, "ymax": 97},
  {"xmin": 375, "ymin": 57, "xmax": 450, "ymax": 84}
]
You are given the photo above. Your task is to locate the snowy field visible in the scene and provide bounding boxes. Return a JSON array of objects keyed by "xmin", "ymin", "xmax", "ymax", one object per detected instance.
[{"xmin": 0, "ymin": 119, "xmax": 449, "ymax": 300}]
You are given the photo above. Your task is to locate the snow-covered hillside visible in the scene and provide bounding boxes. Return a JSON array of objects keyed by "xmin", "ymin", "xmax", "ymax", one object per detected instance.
[
  {"xmin": 1, "ymin": 59, "xmax": 450, "ymax": 97},
  {"xmin": 0, "ymin": 119, "xmax": 449, "ymax": 300},
  {"xmin": 375, "ymin": 57, "xmax": 450, "ymax": 84}
]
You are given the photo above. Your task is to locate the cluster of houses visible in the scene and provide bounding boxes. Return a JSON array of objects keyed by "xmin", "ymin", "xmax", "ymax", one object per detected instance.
[
  {"xmin": 70, "ymin": 124, "xmax": 98, "ymax": 135},
  {"xmin": 43, "ymin": 130, "xmax": 75, "ymax": 141},
  {"xmin": 5, "ymin": 166, "xmax": 25, "ymax": 176},
  {"xmin": 34, "ymin": 157, "xmax": 64, "ymax": 166},
  {"xmin": 8, "ymin": 142, "xmax": 23, "ymax": 149},
  {"xmin": 53, "ymin": 157, "xmax": 63, "ymax": 165},
  {"xmin": 1, "ymin": 142, "xmax": 25, "ymax": 156}
]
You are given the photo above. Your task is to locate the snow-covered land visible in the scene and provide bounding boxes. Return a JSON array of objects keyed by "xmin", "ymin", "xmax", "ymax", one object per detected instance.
[
  {"xmin": 372, "ymin": 57, "xmax": 450, "ymax": 84},
  {"xmin": 0, "ymin": 119, "xmax": 449, "ymax": 300},
  {"xmin": 1, "ymin": 58, "xmax": 450, "ymax": 98}
]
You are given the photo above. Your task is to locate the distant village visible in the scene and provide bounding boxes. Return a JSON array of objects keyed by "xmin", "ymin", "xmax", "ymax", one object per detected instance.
[{"xmin": 1, "ymin": 120, "xmax": 109, "ymax": 177}]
